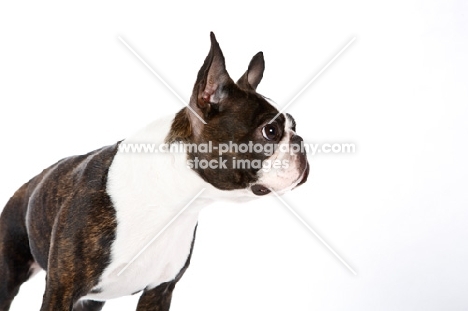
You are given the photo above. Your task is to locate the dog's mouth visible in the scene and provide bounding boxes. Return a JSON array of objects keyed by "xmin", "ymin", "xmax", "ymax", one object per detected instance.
[
  {"xmin": 251, "ymin": 184, "xmax": 271, "ymax": 196},
  {"xmin": 251, "ymin": 162, "xmax": 309, "ymax": 196}
]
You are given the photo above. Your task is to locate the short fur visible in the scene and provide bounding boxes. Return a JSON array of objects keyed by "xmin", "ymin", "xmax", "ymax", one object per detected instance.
[{"xmin": 0, "ymin": 33, "xmax": 308, "ymax": 311}]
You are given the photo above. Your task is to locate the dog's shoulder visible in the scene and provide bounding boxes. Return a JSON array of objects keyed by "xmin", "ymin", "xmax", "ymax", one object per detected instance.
[{"xmin": 28, "ymin": 142, "xmax": 121, "ymax": 201}]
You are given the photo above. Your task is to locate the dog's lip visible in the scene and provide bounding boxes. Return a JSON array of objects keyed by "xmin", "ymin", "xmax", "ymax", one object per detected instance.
[{"xmin": 251, "ymin": 184, "xmax": 271, "ymax": 196}]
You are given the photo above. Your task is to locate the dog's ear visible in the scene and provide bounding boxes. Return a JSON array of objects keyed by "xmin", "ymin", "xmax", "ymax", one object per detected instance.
[
  {"xmin": 237, "ymin": 52, "xmax": 264, "ymax": 91},
  {"xmin": 191, "ymin": 32, "xmax": 233, "ymax": 118}
]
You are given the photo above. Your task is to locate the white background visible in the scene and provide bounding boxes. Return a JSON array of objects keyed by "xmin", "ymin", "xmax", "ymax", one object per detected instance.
[{"xmin": 1, "ymin": 0, "xmax": 467, "ymax": 310}]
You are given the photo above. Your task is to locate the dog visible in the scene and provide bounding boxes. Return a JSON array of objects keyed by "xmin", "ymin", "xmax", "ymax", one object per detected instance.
[{"xmin": 0, "ymin": 32, "xmax": 309, "ymax": 311}]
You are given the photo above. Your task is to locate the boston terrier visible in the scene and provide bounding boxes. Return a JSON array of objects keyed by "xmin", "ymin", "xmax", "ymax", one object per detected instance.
[{"xmin": 0, "ymin": 32, "xmax": 309, "ymax": 311}]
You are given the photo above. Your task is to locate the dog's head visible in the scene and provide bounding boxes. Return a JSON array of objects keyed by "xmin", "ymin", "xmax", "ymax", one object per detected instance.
[{"xmin": 166, "ymin": 32, "xmax": 309, "ymax": 196}]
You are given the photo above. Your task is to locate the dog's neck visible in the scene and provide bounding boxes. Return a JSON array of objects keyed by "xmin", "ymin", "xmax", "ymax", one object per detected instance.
[
  {"xmin": 165, "ymin": 108, "xmax": 193, "ymax": 144},
  {"xmin": 108, "ymin": 112, "xmax": 256, "ymax": 213}
]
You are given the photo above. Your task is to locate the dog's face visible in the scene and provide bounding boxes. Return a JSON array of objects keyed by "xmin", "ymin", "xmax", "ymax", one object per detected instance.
[{"xmin": 167, "ymin": 33, "xmax": 308, "ymax": 196}]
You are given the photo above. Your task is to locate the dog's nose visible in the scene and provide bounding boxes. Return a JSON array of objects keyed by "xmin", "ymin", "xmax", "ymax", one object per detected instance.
[
  {"xmin": 290, "ymin": 135, "xmax": 305, "ymax": 155},
  {"xmin": 291, "ymin": 134, "xmax": 303, "ymax": 144},
  {"xmin": 251, "ymin": 184, "xmax": 271, "ymax": 196}
]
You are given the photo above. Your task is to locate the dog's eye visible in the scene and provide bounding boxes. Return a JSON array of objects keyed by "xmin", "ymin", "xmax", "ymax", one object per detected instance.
[{"xmin": 262, "ymin": 124, "xmax": 279, "ymax": 141}]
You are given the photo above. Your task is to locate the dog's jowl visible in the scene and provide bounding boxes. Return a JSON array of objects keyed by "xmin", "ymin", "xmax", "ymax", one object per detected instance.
[{"xmin": 0, "ymin": 33, "xmax": 308, "ymax": 311}]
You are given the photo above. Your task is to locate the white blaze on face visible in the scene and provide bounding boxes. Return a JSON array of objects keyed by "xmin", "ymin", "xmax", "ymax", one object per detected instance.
[{"xmin": 256, "ymin": 113, "xmax": 307, "ymax": 194}]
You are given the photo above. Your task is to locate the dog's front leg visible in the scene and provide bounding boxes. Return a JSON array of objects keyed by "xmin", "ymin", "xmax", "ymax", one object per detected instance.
[
  {"xmin": 40, "ymin": 279, "xmax": 76, "ymax": 311},
  {"xmin": 40, "ymin": 252, "xmax": 98, "ymax": 311},
  {"xmin": 39, "ymin": 233, "xmax": 82, "ymax": 311},
  {"xmin": 40, "ymin": 274, "xmax": 106, "ymax": 311},
  {"xmin": 39, "ymin": 213, "xmax": 109, "ymax": 311},
  {"xmin": 40, "ymin": 250, "xmax": 84, "ymax": 311},
  {"xmin": 136, "ymin": 282, "xmax": 176, "ymax": 311}
]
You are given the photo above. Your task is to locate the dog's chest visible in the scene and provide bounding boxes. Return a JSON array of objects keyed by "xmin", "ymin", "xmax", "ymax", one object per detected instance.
[
  {"xmin": 83, "ymin": 122, "xmax": 207, "ymax": 300},
  {"xmin": 85, "ymin": 207, "xmax": 199, "ymax": 301}
]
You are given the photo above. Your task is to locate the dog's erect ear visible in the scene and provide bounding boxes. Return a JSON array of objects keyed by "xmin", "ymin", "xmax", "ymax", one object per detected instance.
[
  {"xmin": 192, "ymin": 32, "xmax": 233, "ymax": 114},
  {"xmin": 184, "ymin": 33, "xmax": 234, "ymax": 140},
  {"xmin": 237, "ymin": 52, "xmax": 265, "ymax": 91}
]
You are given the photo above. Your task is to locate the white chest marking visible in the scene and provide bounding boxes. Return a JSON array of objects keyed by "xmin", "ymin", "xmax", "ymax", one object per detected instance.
[
  {"xmin": 82, "ymin": 117, "xmax": 204, "ymax": 300},
  {"xmin": 83, "ymin": 116, "xmax": 255, "ymax": 301}
]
